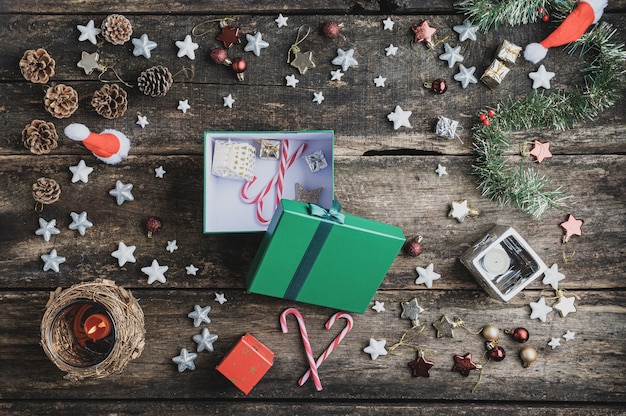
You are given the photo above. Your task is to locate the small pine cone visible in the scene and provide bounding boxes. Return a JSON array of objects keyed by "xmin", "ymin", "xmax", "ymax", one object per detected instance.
[
  {"xmin": 22, "ymin": 120, "xmax": 58, "ymax": 155},
  {"xmin": 91, "ymin": 83, "xmax": 128, "ymax": 119},
  {"xmin": 44, "ymin": 84, "xmax": 79, "ymax": 119},
  {"xmin": 32, "ymin": 177, "xmax": 61, "ymax": 206},
  {"xmin": 101, "ymin": 14, "xmax": 133, "ymax": 45},
  {"xmin": 19, "ymin": 48, "xmax": 56, "ymax": 83},
  {"xmin": 137, "ymin": 65, "xmax": 173, "ymax": 97}
]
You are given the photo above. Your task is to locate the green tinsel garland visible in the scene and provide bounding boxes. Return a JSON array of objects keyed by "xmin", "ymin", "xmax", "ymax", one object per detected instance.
[{"xmin": 472, "ymin": 22, "xmax": 626, "ymax": 217}]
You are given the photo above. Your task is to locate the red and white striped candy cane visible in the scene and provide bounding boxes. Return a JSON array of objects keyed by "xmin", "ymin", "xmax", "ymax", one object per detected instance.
[
  {"xmin": 298, "ymin": 312, "xmax": 353, "ymax": 386},
  {"xmin": 280, "ymin": 307, "xmax": 323, "ymax": 391}
]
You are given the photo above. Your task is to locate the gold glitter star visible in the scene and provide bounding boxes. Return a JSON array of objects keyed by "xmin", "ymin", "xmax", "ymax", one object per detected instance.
[
  {"xmin": 290, "ymin": 51, "xmax": 316, "ymax": 75},
  {"xmin": 432, "ymin": 315, "xmax": 459, "ymax": 338}
]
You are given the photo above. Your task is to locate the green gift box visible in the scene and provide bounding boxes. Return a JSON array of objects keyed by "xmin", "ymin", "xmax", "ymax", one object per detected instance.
[{"xmin": 246, "ymin": 199, "xmax": 405, "ymax": 313}]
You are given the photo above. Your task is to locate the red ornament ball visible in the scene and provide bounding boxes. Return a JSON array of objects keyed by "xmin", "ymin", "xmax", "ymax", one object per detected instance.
[
  {"xmin": 482, "ymin": 118, "xmax": 491, "ymax": 126},
  {"xmin": 479, "ymin": 113, "xmax": 487, "ymax": 121},
  {"xmin": 430, "ymin": 79, "xmax": 447, "ymax": 94},
  {"xmin": 146, "ymin": 216, "xmax": 162, "ymax": 238},
  {"xmin": 210, "ymin": 47, "xmax": 229, "ymax": 65},
  {"xmin": 511, "ymin": 327, "xmax": 530, "ymax": 343},
  {"xmin": 487, "ymin": 109, "xmax": 496, "ymax": 117},
  {"xmin": 231, "ymin": 57, "xmax": 246, "ymax": 73},
  {"xmin": 323, "ymin": 21, "xmax": 341, "ymax": 39},
  {"xmin": 488, "ymin": 345, "xmax": 506, "ymax": 362},
  {"xmin": 404, "ymin": 237, "xmax": 423, "ymax": 257},
  {"xmin": 542, "ymin": 14, "xmax": 550, "ymax": 22}
]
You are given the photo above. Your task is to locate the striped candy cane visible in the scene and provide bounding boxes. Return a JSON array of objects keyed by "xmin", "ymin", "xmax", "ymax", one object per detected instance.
[
  {"xmin": 280, "ymin": 307, "xmax": 323, "ymax": 391},
  {"xmin": 298, "ymin": 312, "xmax": 353, "ymax": 386}
]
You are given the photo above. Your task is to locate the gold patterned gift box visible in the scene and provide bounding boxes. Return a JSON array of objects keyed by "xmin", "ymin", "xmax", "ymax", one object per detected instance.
[{"xmin": 211, "ymin": 139, "xmax": 256, "ymax": 181}]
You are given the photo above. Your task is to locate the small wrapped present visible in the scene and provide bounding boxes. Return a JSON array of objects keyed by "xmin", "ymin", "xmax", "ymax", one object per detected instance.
[
  {"xmin": 304, "ymin": 150, "xmax": 328, "ymax": 173},
  {"xmin": 258, "ymin": 139, "xmax": 281, "ymax": 160},
  {"xmin": 495, "ymin": 40, "xmax": 522, "ymax": 66},
  {"xmin": 481, "ymin": 59, "xmax": 511, "ymax": 90},
  {"xmin": 435, "ymin": 116, "xmax": 460, "ymax": 140},
  {"xmin": 211, "ymin": 139, "xmax": 256, "ymax": 181},
  {"xmin": 216, "ymin": 333, "xmax": 274, "ymax": 395}
]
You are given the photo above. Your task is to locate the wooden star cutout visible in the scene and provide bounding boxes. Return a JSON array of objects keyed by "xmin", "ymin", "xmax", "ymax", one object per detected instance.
[
  {"xmin": 560, "ymin": 214, "xmax": 583, "ymax": 243},
  {"xmin": 408, "ymin": 353, "xmax": 434, "ymax": 377},
  {"xmin": 452, "ymin": 353, "xmax": 478, "ymax": 377},
  {"xmin": 290, "ymin": 51, "xmax": 316, "ymax": 75},
  {"xmin": 217, "ymin": 25, "xmax": 241, "ymax": 49},
  {"xmin": 294, "ymin": 183, "xmax": 322, "ymax": 204},
  {"xmin": 529, "ymin": 140, "xmax": 552, "ymax": 163}
]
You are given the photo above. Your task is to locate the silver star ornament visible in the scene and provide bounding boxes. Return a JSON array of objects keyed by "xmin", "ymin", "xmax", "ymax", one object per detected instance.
[
  {"xmin": 141, "ymin": 259, "xmax": 168, "ymax": 284},
  {"xmin": 400, "ymin": 298, "xmax": 425, "ymax": 327},
  {"xmin": 111, "ymin": 241, "xmax": 137, "ymax": 267},
  {"xmin": 387, "ymin": 105, "xmax": 412, "ymax": 130},
  {"xmin": 453, "ymin": 20, "xmax": 478, "ymax": 42},
  {"xmin": 172, "ymin": 348, "xmax": 197, "ymax": 372},
  {"xmin": 68, "ymin": 211, "xmax": 93, "ymax": 236},
  {"xmin": 193, "ymin": 328, "xmax": 219, "ymax": 352},
  {"xmin": 415, "ymin": 263, "xmax": 441, "ymax": 288},
  {"xmin": 109, "ymin": 180, "xmax": 134, "ymax": 205},
  {"xmin": 132, "ymin": 34, "xmax": 158, "ymax": 58},
  {"xmin": 439, "ymin": 43, "xmax": 464, "ymax": 68},
  {"xmin": 332, "ymin": 48, "xmax": 358, "ymax": 71},
  {"xmin": 454, "ymin": 64, "xmax": 477, "ymax": 89},
  {"xmin": 69, "ymin": 159, "xmax": 93, "ymax": 183},
  {"xmin": 35, "ymin": 218, "xmax": 60, "ymax": 242},
  {"xmin": 188, "ymin": 304, "xmax": 211, "ymax": 327},
  {"xmin": 244, "ymin": 32, "xmax": 269, "ymax": 57},
  {"xmin": 41, "ymin": 249, "xmax": 66, "ymax": 272}
]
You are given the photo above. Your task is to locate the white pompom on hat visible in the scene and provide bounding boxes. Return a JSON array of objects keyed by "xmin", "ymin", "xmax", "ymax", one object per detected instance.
[
  {"xmin": 64, "ymin": 123, "xmax": 130, "ymax": 165},
  {"xmin": 524, "ymin": 0, "xmax": 608, "ymax": 64}
]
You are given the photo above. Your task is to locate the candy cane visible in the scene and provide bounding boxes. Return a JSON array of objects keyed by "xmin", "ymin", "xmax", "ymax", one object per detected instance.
[
  {"xmin": 280, "ymin": 307, "xmax": 323, "ymax": 391},
  {"xmin": 298, "ymin": 312, "xmax": 353, "ymax": 386}
]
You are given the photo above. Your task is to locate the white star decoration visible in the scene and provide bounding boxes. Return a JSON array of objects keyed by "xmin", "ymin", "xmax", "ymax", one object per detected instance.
[
  {"xmin": 372, "ymin": 301, "xmax": 385, "ymax": 313},
  {"xmin": 363, "ymin": 338, "xmax": 388, "ymax": 360},
  {"xmin": 454, "ymin": 64, "xmax": 477, "ymax": 89},
  {"xmin": 387, "ymin": 105, "xmax": 412, "ymax": 130},
  {"xmin": 41, "ymin": 249, "xmax": 66, "ymax": 272},
  {"xmin": 215, "ymin": 293, "xmax": 227, "ymax": 304},
  {"xmin": 111, "ymin": 242, "xmax": 136, "ymax": 267},
  {"xmin": 453, "ymin": 20, "xmax": 478, "ymax": 42},
  {"xmin": 548, "ymin": 337, "xmax": 561, "ymax": 349},
  {"xmin": 193, "ymin": 328, "xmax": 219, "ymax": 352},
  {"xmin": 155, "ymin": 166, "xmax": 166, "ymax": 178},
  {"xmin": 439, "ymin": 43, "xmax": 464, "ymax": 68},
  {"xmin": 382, "ymin": 17, "xmax": 394, "ymax": 31},
  {"xmin": 285, "ymin": 74, "xmax": 299, "ymax": 88},
  {"xmin": 136, "ymin": 115, "xmax": 149, "ymax": 128},
  {"xmin": 244, "ymin": 32, "xmax": 269, "ymax": 57},
  {"xmin": 332, "ymin": 48, "xmax": 358, "ymax": 71},
  {"xmin": 529, "ymin": 64, "xmax": 555, "ymax": 89},
  {"xmin": 178, "ymin": 99, "xmax": 191, "ymax": 113},
  {"xmin": 529, "ymin": 297, "xmax": 553, "ymax": 322},
  {"xmin": 435, "ymin": 164, "xmax": 448, "ymax": 177},
  {"xmin": 77, "ymin": 20, "xmax": 100, "ymax": 44},
  {"xmin": 415, "ymin": 263, "xmax": 441, "ymax": 288},
  {"xmin": 374, "ymin": 76, "xmax": 386, "ymax": 87},
  {"xmin": 554, "ymin": 295, "xmax": 577, "ymax": 317},
  {"xmin": 313, "ymin": 91, "xmax": 324, "ymax": 104},
  {"xmin": 35, "ymin": 218, "xmax": 60, "ymax": 242},
  {"xmin": 330, "ymin": 69, "xmax": 344, "ymax": 81},
  {"xmin": 142, "ymin": 259, "xmax": 168, "ymax": 284},
  {"xmin": 543, "ymin": 263, "xmax": 565, "ymax": 289},
  {"xmin": 188, "ymin": 304, "xmax": 211, "ymax": 327},
  {"xmin": 69, "ymin": 159, "xmax": 93, "ymax": 183},
  {"xmin": 223, "ymin": 94, "xmax": 235, "ymax": 108},
  {"xmin": 186, "ymin": 264, "xmax": 199, "ymax": 275},
  {"xmin": 175, "ymin": 35, "xmax": 199, "ymax": 60},
  {"xmin": 132, "ymin": 34, "xmax": 158, "ymax": 58},
  {"xmin": 172, "ymin": 348, "xmax": 197, "ymax": 372},
  {"xmin": 275, "ymin": 13, "xmax": 288, "ymax": 28},
  {"xmin": 68, "ymin": 211, "xmax": 93, "ymax": 236},
  {"xmin": 449, "ymin": 200, "xmax": 471, "ymax": 222},
  {"xmin": 166, "ymin": 240, "xmax": 178, "ymax": 253},
  {"xmin": 385, "ymin": 44, "xmax": 398, "ymax": 56},
  {"xmin": 563, "ymin": 330, "xmax": 576, "ymax": 341},
  {"xmin": 109, "ymin": 180, "xmax": 134, "ymax": 205}
]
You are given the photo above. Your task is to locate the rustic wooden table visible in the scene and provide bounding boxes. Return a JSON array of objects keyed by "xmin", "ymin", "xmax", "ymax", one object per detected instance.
[{"xmin": 1, "ymin": 1, "xmax": 625, "ymax": 414}]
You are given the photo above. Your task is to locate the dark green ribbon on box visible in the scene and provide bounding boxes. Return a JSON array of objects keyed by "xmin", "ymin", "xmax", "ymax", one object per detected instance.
[{"xmin": 283, "ymin": 201, "xmax": 344, "ymax": 300}]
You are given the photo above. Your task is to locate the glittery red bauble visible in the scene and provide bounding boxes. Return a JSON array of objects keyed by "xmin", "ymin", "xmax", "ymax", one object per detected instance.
[
  {"xmin": 431, "ymin": 79, "xmax": 447, "ymax": 94},
  {"xmin": 511, "ymin": 327, "xmax": 529, "ymax": 343},
  {"xmin": 146, "ymin": 216, "xmax": 162, "ymax": 238},
  {"xmin": 210, "ymin": 47, "xmax": 229, "ymax": 65},
  {"xmin": 323, "ymin": 21, "xmax": 340, "ymax": 39},
  {"xmin": 488, "ymin": 345, "xmax": 506, "ymax": 361},
  {"xmin": 404, "ymin": 238, "xmax": 423, "ymax": 257}
]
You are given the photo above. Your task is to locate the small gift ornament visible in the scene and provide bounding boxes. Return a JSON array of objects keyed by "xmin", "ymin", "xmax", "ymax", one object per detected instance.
[
  {"xmin": 481, "ymin": 59, "xmax": 511, "ymax": 90},
  {"xmin": 496, "ymin": 40, "xmax": 522, "ymax": 66},
  {"xmin": 211, "ymin": 139, "xmax": 256, "ymax": 181},
  {"xmin": 435, "ymin": 116, "xmax": 460, "ymax": 140},
  {"xmin": 258, "ymin": 139, "xmax": 281, "ymax": 160},
  {"xmin": 304, "ymin": 150, "xmax": 328, "ymax": 173}
]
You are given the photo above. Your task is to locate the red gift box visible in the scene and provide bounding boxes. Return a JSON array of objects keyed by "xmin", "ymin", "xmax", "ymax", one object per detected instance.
[{"xmin": 216, "ymin": 333, "xmax": 274, "ymax": 395}]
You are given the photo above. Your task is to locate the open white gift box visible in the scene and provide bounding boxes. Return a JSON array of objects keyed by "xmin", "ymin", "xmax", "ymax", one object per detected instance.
[{"xmin": 204, "ymin": 131, "xmax": 334, "ymax": 233}]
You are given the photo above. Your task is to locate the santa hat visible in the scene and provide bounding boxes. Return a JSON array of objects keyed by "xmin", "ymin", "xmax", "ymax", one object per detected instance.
[
  {"xmin": 524, "ymin": 0, "xmax": 608, "ymax": 64},
  {"xmin": 64, "ymin": 123, "xmax": 130, "ymax": 165}
]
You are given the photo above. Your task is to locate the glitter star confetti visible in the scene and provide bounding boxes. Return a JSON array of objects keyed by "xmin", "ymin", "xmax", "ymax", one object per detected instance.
[
  {"xmin": 554, "ymin": 293, "xmax": 577, "ymax": 317},
  {"xmin": 186, "ymin": 264, "xmax": 199, "ymax": 275},
  {"xmin": 77, "ymin": 51, "xmax": 104, "ymax": 75},
  {"xmin": 215, "ymin": 293, "xmax": 227, "ymax": 304},
  {"xmin": 400, "ymin": 298, "xmax": 424, "ymax": 327},
  {"xmin": 439, "ymin": 43, "xmax": 464, "ymax": 68},
  {"xmin": 77, "ymin": 20, "xmax": 101, "ymax": 44},
  {"xmin": 172, "ymin": 348, "xmax": 197, "ymax": 372},
  {"xmin": 166, "ymin": 240, "xmax": 178, "ymax": 253},
  {"xmin": 452, "ymin": 353, "xmax": 478, "ymax": 376},
  {"xmin": 453, "ymin": 20, "xmax": 478, "ymax": 42},
  {"xmin": 529, "ymin": 140, "xmax": 552, "ymax": 163},
  {"xmin": 175, "ymin": 35, "xmax": 199, "ymax": 60},
  {"xmin": 560, "ymin": 214, "xmax": 583, "ymax": 242},
  {"xmin": 69, "ymin": 159, "xmax": 93, "ymax": 183},
  {"xmin": 193, "ymin": 328, "xmax": 219, "ymax": 352},
  {"xmin": 330, "ymin": 69, "xmax": 344, "ymax": 81},
  {"xmin": 387, "ymin": 105, "xmax": 412, "ymax": 130},
  {"xmin": 385, "ymin": 44, "xmax": 398, "ymax": 56},
  {"xmin": 529, "ymin": 64, "xmax": 555, "ymax": 89},
  {"xmin": 109, "ymin": 180, "xmax": 134, "ymax": 205},
  {"xmin": 332, "ymin": 48, "xmax": 358, "ymax": 71},
  {"xmin": 548, "ymin": 337, "xmax": 561, "ymax": 349},
  {"xmin": 435, "ymin": 164, "xmax": 448, "ymax": 177},
  {"xmin": 35, "ymin": 218, "xmax": 60, "ymax": 242},
  {"xmin": 543, "ymin": 263, "xmax": 565, "ymax": 289},
  {"xmin": 374, "ymin": 75, "xmax": 386, "ymax": 87},
  {"xmin": 433, "ymin": 315, "xmax": 458, "ymax": 338},
  {"xmin": 155, "ymin": 166, "xmax": 166, "ymax": 178},
  {"xmin": 111, "ymin": 241, "xmax": 136, "ymax": 267},
  {"xmin": 313, "ymin": 91, "xmax": 324, "ymax": 104},
  {"xmin": 177, "ymin": 99, "xmax": 191, "ymax": 113},
  {"xmin": 275, "ymin": 13, "xmax": 288, "ymax": 28},
  {"xmin": 132, "ymin": 34, "xmax": 158, "ymax": 58},
  {"xmin": 383, "ymin": 17, "xmax": 394, "ymax": 30},
  {"xmin": 136, "ymin": 115, "xmax": 149, "ymax": 128},
  {"xmin": 141, "ymin": 259, "xmax": 168, "ymax": 284},
  {"xmin": 68, "ymin": 211, "xmax": 93, "ymax": 236},
  {"xmin": 415, "ymin": 263, "xmax": 441, "ymax": 288},
  {"xmin": 529, "ymin": 297, "xmax": 553, "ymax": 322},
  {"xmin": 372, "ymin": 301, "xmax": 385, "ymax": 313},
  {"xmin": 563, "ymin": 330, "xmax": 576, "ymax": 341},
  {"xmin": 223, "ymin": 94, "xmax": 235, "ymax": 108},
  {"xmin": 285, "ymin": 74, "xmax": 299, "ymax": 87},
  {"xmin": 188, "ymin": 304, "xmax": 211, "ymax": 327},
  {"xmin": 244, "ymin": 32, "xmax": 269, "ymax": 57},
  {"xmin": 408, "ymin": 353, "xmax": 434, "ymax": 377},
  {"xmin": 294, "ymin": 183, "xmax": 322, "ymax": 204},
  {"xmin": 363, "ymin": 338, "xmax": 388, "ymax": 360},
  {"xmin": 454, "ymin": 64, "xmax": 477, "ymax": 89},
  {"xmin": 41, "ymin": 249, "xmax": 66, "ymax": 272}
]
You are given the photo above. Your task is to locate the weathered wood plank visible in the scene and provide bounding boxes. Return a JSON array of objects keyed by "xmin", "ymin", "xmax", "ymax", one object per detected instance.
[
  {"xmin": 1, "ymin": 289, "xmax": 625, "ymax": 401},
  {"xmin": 0, "ymin": 154, "xmax": 624, "ymax": 290}
]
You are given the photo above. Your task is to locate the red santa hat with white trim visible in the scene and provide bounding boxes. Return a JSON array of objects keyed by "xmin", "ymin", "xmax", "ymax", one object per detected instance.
[
  {"xmin": 64, "ymin": 123, "xmax": 130, "ymax": 165},
  {"xmin": 524, "ymin": 0, "xmax": 608, "ymax": 64}
]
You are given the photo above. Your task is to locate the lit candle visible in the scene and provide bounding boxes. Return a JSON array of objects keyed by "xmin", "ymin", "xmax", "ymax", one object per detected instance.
[
  {"xmin": 83, "ymin": 313, "xmax": 112, "ymax": 342},
  {"xmin": 482, "ymin": 248, "xmax": 511, "ymax": 275}
]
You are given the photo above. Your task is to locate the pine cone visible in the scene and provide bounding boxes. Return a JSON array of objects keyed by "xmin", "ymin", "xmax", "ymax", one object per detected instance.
[
  {"xmin": 101, "ymin": 14, "xmax": 133, "ymax": 45},
  {"xmin": 32, "ymin": 177, "xmax": 61, "ymax": 206},
  {"xmin": 137, "ymin": 65, "xmax": 173, "ymax": 97},
  {"xmin": 91, "ymin": 84, "xmax": 128, "ymax": 119},
  {"xmin": 19, "ymin": 48, "xmax": 56, "ymax": 83},
  {"xmin": 44, "ymin": 84, "xmax": 79, "ymax": 119},
  {"xmin": 22, "ymin": 120, "xmax": 58, "ymax": 155}
]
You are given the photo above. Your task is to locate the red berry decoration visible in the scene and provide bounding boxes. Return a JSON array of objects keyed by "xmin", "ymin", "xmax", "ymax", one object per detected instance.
[
  {"xmin": 146, "ymin": 216, "xmax": 162, "ymax": 238},
  {"xmin": 487, "ymin": 109, "xmax": 496, "ymax": 117},
  {"xmin": 482, "ymin": 118, "xmax": 491, "ymax": 126},
  {"xmin": 488, "ymin": 345, "xmax": 506, "ymax": 362},
  {"xmin": 506, "ymin": 327, "xmax": 530, "ymax": 343},
  {"xmin": 231, "ymin": 57, "xmax": 247, "ymax": 81},
  {"xmin": 210, "ymin": 47, "xmax": 230, "ymax": 65},
  {"xmin": 479, "ymin": 113, "xmax": 487, "ymax": 121},
  {"xmin": 404, "ymin": 236, "xmax": 423, "ymax": 257},
  {"xmin": 322, "ymin": 21, "xmax": 341, "ymax": 39}
]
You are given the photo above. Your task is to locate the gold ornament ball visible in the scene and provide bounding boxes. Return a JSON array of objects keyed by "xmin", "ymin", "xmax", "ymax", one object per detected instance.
[
  {"xmin": 519, "ymin": 346, "xmax": 538, "ymax": 368},
  {"xmin": 482, "ymin": 324, "xmax": 500, "ymax": 342}
]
